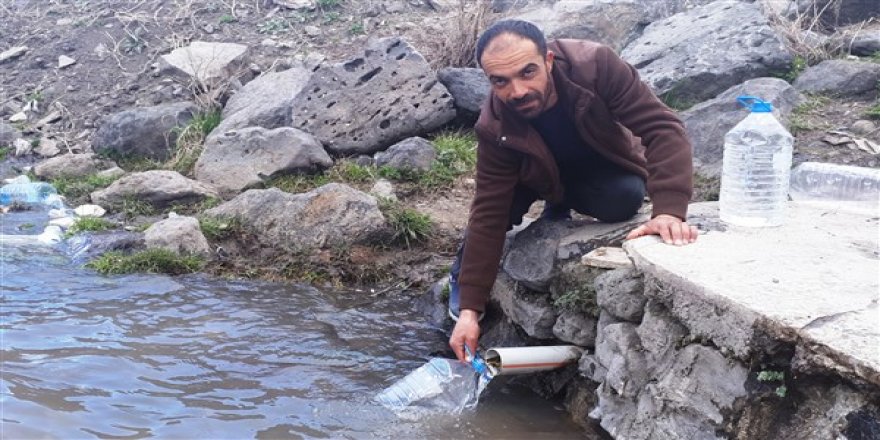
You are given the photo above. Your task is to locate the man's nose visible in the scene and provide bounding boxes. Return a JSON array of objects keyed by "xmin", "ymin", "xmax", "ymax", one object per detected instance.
[{"xmin": 510, "ymin": 80, "xmax": 528, "ymax": 100}]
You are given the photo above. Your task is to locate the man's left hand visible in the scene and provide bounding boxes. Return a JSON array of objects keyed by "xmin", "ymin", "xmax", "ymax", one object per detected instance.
[{"xmin": 625, "ymin": 214, "xmax": 698, "ymax": 246}]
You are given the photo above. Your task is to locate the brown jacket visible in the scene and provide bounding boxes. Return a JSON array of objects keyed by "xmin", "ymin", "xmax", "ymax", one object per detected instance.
[{"xmin": 458, "ymin": 39, "xmax": 693, "ymax": 312}]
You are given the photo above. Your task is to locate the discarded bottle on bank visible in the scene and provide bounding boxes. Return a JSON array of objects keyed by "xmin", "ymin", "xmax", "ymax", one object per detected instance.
[
  {"xmin": 0, "ymin": 176, "xmax": 59, "ymax": 207},
  {"xmin": 789, "ymin": 162, "xmax": 880, "ymax": 213},
  {"xmin": 375, "ymin": 353, "xmax": 492, "ymax": 415},
  {"xmin": 719, "ymin": 96, "xmax": 793, "ymax": 227}
]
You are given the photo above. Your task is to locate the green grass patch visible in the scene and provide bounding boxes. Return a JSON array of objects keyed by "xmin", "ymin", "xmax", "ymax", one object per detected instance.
[
  {"xmin": 51, "ymin": 174, "xmax": 119, "ymax": 202},
  {"xmin": 379, "ymin": 198, "xmax": 434, "ymax": 247},
  {"xmin": 554, "ymin": 286, "xmax": 599, "ymax": 315},
  {"xmin": 0, "ymin": 145, "xmax": 10, "ymax": 161},
  {"xmin": 120, "ymin": 197, "xmax": 156, "ymax": 219},
  {"xmin": 864, "ymin": 102, "xmax": 880, "ymax": 120},
  {"xmin": 218, "ymin": 14, "xmax": 237, "ymax": 24},
  {"xmin": 111, "ymin": 155, "xmax": 164, "ymax": 173},
  {"xmin": 659, "ymin": 90, "xmax": 698, "ymax": 111},
  {"xmin": 86, "ymin": 248, "xmax": 205, "ymax": 275},
  {"xmin": 198, "ymin": 215, "xmax": 243, "ymax": 241},
  {"xmin": 66, "ymin": 217, "xmax": 115, "ymax": 237},
  {"xmin": 167, "ymin": 110, "xmax": 222, "ymax": 176},
  {"xmin": 379, "ymin": 131, "xmax": 478, "ymax": 191},
  {"xmin": 268, "ymin": 161, "xmax": 374, "ymax": 193}
]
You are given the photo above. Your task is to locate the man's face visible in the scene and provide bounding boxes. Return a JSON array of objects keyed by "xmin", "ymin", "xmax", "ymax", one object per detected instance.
[{"xmin": 480, "ymin": 34, "xmax": 554, "ymax": 120}]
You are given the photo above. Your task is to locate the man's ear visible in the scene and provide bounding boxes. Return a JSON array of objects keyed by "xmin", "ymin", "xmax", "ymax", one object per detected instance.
[{"xmin": 545, "ymin": 50, "xmax": 555, "ymax": 72}]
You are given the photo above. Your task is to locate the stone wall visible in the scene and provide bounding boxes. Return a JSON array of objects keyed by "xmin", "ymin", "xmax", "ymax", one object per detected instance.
[{"xmin": 449, "ymin": 202, "xmax": 880, "ymax": 439}]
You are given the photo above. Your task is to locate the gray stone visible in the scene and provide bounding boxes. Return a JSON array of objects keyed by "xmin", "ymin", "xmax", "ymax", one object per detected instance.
[
  {"xmin": 205, "ymin": 184, "xmax": 385, "ymax": 250},
  {"xmin": 850, "ymin": 29, "xmax": 880, "ymax": 57},
  {"xmin": 97, "ymin": 166, "xmax": 126, "ymax": 179},
  {"xmin": 0, "ymin": 46, "xmax": 28, "ymax": 64},
  {"xmin": 626, "ymin": 201, "xmax": 880, "ymax": 386},
  {"xmin": 194, "ymin": 127, "xmax": 332, "ymax": 197},
  {"xmin": 13, "ymin": 138, "xmax": 31, "ymax": 156},
  {"xmin": 274, "ymin": 0, "xmax": 314, "ymax": 9},
  {"xmin": 503, "ymin": 219, "xmax": 571, "ymax": 291},
  {"xmin": 437, "ymin": 67, "xmax": 489, "ymax": 114},
  {"xmin": 681, "ymin": 77, "xmax": 803, "ymax": 177},
  {"xmin": 490, "ymin": 271, "xmax": 557, "ymax": 339},
  {"xmin": 67, "ymin": 231, "xmax": 145, "ymax": 263},
  {"xmin": 556, "ymin": 215, "xmax": 649, "ymax": 260},
  {"xmin": 634, "ymin": 0, "xmax": 721, "ymax": 23},
  {"xmin": 34, "ymin": 153, "xmax": 117, "ymax": 179},
  {"xmin": 636, "ymin": 300, "xmax": 688, "ymax": 366},
  {"xmin": 595, "ymin": 267, "xmax": 646, "ymax": 322},
  {"xmin": 578, "ymin": 353, "xmax": 607, "ymax": 383},
  {"xmin": 851, "ymin": 120, "xmax": 876, "ymax": 136},
  {"xmin": 144, "ymin": 215, "xmax": 211, "ymax": 256},
  {"xmin": 796, "ymin": 0, "xmax": 880, "ymax": 26},
  {"xmin": 594, "ymin": 322, "xmax": 648, "ymax": 398},
  {"xmin": 213, "ymin": 67, "xmax": 311, "ymax": 135},
  {"xmin": 58, "ymin": 55, "xmax": 76, "ymax": 69},
  {"xmin": 159, "ymin": 41, "xmax": 249, "ymax": 85},
  {"xmin": 91, "ymin": 170, "xmax": 219, "ymax": 209},
  {"xmin": 35, "ymin": 138, "xmax": 60, "ymax": 157},
  {"xmin": 290, "ymin": 37, "xmax": 456, "ymax": 155},
  {"xmin": 793, "ymin": 59, "xmax": 880, "ymax": 97},
  {"xmin": 553, "ymin": 311, "xmax": 598, "ymax": 346},
  {"xmin": 621, "ymin": 1, "xmax": 792, "ymax": 105},
  {"xmin": 374, "ymin": 137, "xmax": 436, "ymax": 172},
  {"xmin": 92, "ymin": 102, "xmax": 197, "ymax": 160},
  {"xmin": 515, "ymin": 0, "xmax": 645, "ymax": 51},
  {"xmin": 369, "ymin": 178, "xmax": 396, "ymax": 201},
  {"xmin": 0, "ymin": 122, "xmax": 20, "ymax": 146}
]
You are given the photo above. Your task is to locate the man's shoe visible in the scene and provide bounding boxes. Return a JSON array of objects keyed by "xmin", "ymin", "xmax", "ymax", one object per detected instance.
[{"xmin": 541, "ymin": 202, "xmax": 571, "ymax": 221}]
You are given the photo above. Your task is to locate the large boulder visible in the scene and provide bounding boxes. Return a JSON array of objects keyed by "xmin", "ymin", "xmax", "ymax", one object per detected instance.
[
  {"xmin": 681, "ymin": 77, "xmax": 804, "ymax": 177},
  {"xmin": 290, "ymin": 37, "xmax": 456, "ymax": 155},
  {"xmin": 490, "ymin": 271, "xmax": 558, "ymax": 339},
  {"xmin": 212, "ymin": 67, "xmax": 311, "ymax": 135},
  {"xmin": 91, "ymin": 170, "xmax": 219, "ymax": 209},
  {"xmin": 0, "ymin": 122, "xmax": 20, "ymax": 146},
  {"xmin": 437, "ymin": 67, "xmax": 489, "ymax": 115},
  {"xmin": 205, "ymin": 184, "xmax": 386, "ymax": 249},
  {"xmin": 796, "ymin": 0, "xmax": 880, "ymax": 26},
  {"xmin": 194, "ymin": 127, "xmax": 332, "ymax": 197},
  {"xmin": 144, "ymin": 215, "xmax": 211, "ymax": 257},
  {"xmin": 793, "ymin": 59, "xmax": 880, "ymax": 97},
  {"xmin": 159, "ymin": 41, "xmax": 249, "ymax": 85},
  {"xmin": 849, "ymin": 29, "xmax": 880, "ymax": 57},
  {"xmin": 374, "ymin": 137, "xmax": 437, "ymax": 172},
  {"xmin": 514, "ymin": 0, "xmax": 645, "ymax": 51},
  {"xmin": 92, "ymin": 102, "xmax": 197, "ymax": 160},
  {"xmin": 34, "ymin": 153, "xmax": 118, "ymax": 179},
  {"xmin": 621, "ymin": 1, "xmax": 792, "ymax": 105}
]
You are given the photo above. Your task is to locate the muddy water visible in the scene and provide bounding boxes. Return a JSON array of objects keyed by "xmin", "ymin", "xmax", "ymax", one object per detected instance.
[{"xmin": 1, "ymin": 236, "xmax": 592, "ymax": 439}]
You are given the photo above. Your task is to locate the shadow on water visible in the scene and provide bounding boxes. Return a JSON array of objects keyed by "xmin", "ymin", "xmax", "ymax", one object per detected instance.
[{"xmin": 0, "ymin": 227, "xmax": 591, "ymax": 439}]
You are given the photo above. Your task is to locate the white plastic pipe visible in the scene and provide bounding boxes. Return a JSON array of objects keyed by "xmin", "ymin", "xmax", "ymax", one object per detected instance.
[{"xmin": 483, "ymin": 345, "xmax": 584, "ymax": 376}]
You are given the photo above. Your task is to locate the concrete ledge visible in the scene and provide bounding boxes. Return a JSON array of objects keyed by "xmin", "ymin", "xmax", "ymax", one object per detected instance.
[{"xmin": 625, "ymin": 202, "xmax": 879, "ymax": 386}]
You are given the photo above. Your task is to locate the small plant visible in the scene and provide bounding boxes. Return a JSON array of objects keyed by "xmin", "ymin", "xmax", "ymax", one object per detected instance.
[
  {"xmin": 660, "ymin": 90, "xmax": 697, "ymax": 111},
  {"xmin": 757, "ymin": 369, "xmax": 787, "ymax": 398},
  {"xmin": 86, "ymin": 248, "xmax": 204, "ymax": 275},
  {"xmin": 268, "ymin": 173, "xmax": 330, "ymax": 194},
  {"xmin": 198, "ymin": 215, "xmax": 243, "ymax": 241},
  {"xmin": 167, "ymin": 110, "xmax": 222, "ymax": 175},
  {"xmin": 66, "ymin": 217, "xmax": 115, "ymax": 236},
  {"xmin": 121, "ymin": 27, "xmax": 147, "ymax": 55},
  {"xmin": 17, "ymin": 222, "xmax": 35, "ymax": 231},
  {"xmin": 379, "ymin": 198, "xmax": 434, "ymax": 247},
  {"xmin": 29, "ymin": 138, "xmax": 40, "ymax": 148},
  {"xmin": 348, "ymin": 22, "xmax": 364, "ymax": 35},
  {"xmin": 121, "ymin": 197, "xmax": 156, "ymax": 219},
  {"xmin": 781, "ymin": 55, "xmax": 808, "ymax": 83},
  {"xmin": 51, "ymin": 174, "xmax": 119, "ymax": 202},
  {"xmin": 553, "ymin": 286, "xmax": 599, "ymax": 315},
  {"xmin": 322, "ymin": 12, "xmax": 341, "ymax": 24},
  {"xmin": 327, "ymin": 161, "xmax": 375, "ymax": 183},
  {"xmin": 864, "ymin": 102, "xmax": 880, "ymax": 120},
  {"xmin": 258, "ymin": 17, "xmax": 290, "ymax": 35},
  {"xmin": 27, "ymin": 89, "xmax": 43, "ymax": 103},
  {"xmin": 218, "ymin": 14, "xmax": 237, "ymax": 24},
  {"xmin": 0, "ymin": 146, "xmax": 10, "ymax": 161}
]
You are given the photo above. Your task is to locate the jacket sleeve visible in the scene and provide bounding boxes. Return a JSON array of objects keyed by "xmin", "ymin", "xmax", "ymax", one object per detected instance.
[
  {"xmin": 594, "ymin": 45, "xmax": 693, "ymax": 220},
  {"xmin": 457, "ymin": 131, "xmax": 521, "ymax": 313}
]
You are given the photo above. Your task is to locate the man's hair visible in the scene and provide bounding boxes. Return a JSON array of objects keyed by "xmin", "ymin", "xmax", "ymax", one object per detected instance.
[{"xmin": 475, "ymin": 19, "xmax": 547, "ymax": 67}]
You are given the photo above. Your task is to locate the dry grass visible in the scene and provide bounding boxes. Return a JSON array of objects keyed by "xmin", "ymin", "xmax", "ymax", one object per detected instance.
[
  {"xmin": 427, "ymin": 0, "xmax": 495, "ymax": 68},
  {"xmin": 765, "ymin": 0, "xmax": 842, "ymax": 64}
]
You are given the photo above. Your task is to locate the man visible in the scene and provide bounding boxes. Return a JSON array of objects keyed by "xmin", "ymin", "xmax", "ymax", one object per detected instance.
[{"xmin": 448, "ymin": 20, "xmax": 699, "ymax": 363}]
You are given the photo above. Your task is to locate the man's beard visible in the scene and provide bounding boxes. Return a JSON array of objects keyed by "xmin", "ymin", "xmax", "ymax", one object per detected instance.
[{"xmin": 507, "ymin": 90, "xmax": 546, "ymax": 119}]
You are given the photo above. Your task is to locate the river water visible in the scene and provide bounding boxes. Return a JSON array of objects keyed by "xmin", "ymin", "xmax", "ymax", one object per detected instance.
[{"xmin": 1, "ymin": 214, "xmax": 589, "ymax": 439}]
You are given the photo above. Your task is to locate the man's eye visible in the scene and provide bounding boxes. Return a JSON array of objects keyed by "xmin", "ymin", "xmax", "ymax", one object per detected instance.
[
  {"xmin": 492, "ymin": 78, "xmax": 507, "ymax": 86},
  {"xmin": 523, "ymin": 69, "xmax": 536, "ymax": 78}
]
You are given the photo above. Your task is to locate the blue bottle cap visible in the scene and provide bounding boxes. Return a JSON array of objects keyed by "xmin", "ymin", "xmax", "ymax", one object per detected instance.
[{"xmin": 736, "ymin": 95, "xmax": 773, "ymax": 112}]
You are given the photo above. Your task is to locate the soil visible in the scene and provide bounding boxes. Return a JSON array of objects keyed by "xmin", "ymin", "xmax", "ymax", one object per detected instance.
[{"xmin": 2, "ymin": 0, "xmax": 878, "ymax": 292}]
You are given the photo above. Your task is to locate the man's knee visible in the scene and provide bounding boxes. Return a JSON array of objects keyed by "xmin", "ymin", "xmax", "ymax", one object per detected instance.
[{"xmin": 583, "ymin": 175, "xmax": 646, "ymax": 223}]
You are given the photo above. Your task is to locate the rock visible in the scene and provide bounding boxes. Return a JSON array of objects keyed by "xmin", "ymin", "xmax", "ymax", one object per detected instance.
[
  {"xmin": 503, "ymin": 219, "xmax": 571, "ymax": 291},
  {"xmin": 635, "ymin": 300, "xmax": 688, "ymax": 366},
  {"xmin": 514, "ymin": 0, "xmax": 645, "ymax": 51},
  {"xmin": 621, "ymin": 1, "xmax": 792, "ymax": 105},
  {"xmin": 74, "ymin": 204, "xmax": 106, "ymax": 217},
  {"xmin": 274, "ymin": 0, "xmax": 314, "ymax": 9},
  {"xmin": 490, "ymin": 271, "xmax": 557, "ymax": 339},
  {"xmin": 92, "ymin": 102, "xmax": 197, "ymax": 160},
  {"xmin": 68, "ymin": 231, "xmax": 146, "ymax": 263},
  {"xmin": 213, "ymin": 67, "xmax": 310, "ymax": 135},
  {"xmin": 13, "ymin": 138, "xmax": 31, "ymax": 156},
  {"xmin": 851, "ymin": 120, "xmax": 876, "ymax": 136},
  {"xmin": 304, "ymin": 25, "xmax": 321, "ymax": 37},
  {"xmin": 374, "ymin": 137, "xmax": 437, "ymax": 172},
  {"xmin": 56, "ymin": 18, "xmax": 74, "ymax": 26},
  {"xmin": 194, "ymin": 127, "xmax": 332, "ymax": 197},
  {"xmin": 0, "ymin": 46, "xmax": 28, "ymax": 64},
  {"xmin": 97, "ymin": 166, "xmax": 126, "ymax": 179},
  {"xmin": 35, "ymin": 110, "xmax": 62, "ymax": 128},
  {"xmin": 796, "ymin": 0, "xmax": 880, "ymax": 26},
  {"xmin": 145, "ymin": 215, "xmax": 211, "ymax": 256},
  {"xmin": 681, "ymin": 77, "xmax": 803, "ymax": 177},
  {"xmin": 556, "ymin": 214, "xmax": 650, "ymax": 260},
  {"xmin": 290, "ymin": 37, "xmax": 456, "ymax": 155},
  {"xmin": 594, "ymin": 322, "xmax": 648, "ymax": 398},
  {"xmin": 633, "ymin": 0, "xmax": 720, "ymax": 23},
  {"xmin": 35, "ymin": 138, "xmax": 60, "ymax": 157},
  {"xmin": 437, "ymin": 67, "xmax": 490, "ymax": 114},
  {"xmin": 159, "ymin": 41, "xmax": 249, "ymax": 85},
  {"xmin": 370, "ymin": 178, "xmax": 397, "ymax": 201},
  {"xmin": 0, "ymin": 122, "xmax": 20, "ymax": 146},
  {"xmin": 793, "ymin": 59, "xmax": 880, "ymax": 97},
  {"xmin": 58, "ymin": 55, "xmax": 76, "ymax": 69},
  {"xmin": 581, "ymin": 246, "xmax": 632, "ymax": 269},
  {"xmin": 595, "ymin": 267, "xmax": 646, "ymax": 322},
  {"xmin": 205, "ymin": 184, "xmax": 385, "ymax": 249},
  {"xmin": 91, "ymin": 170, "xmax": 219, "ymax": 209},
  {"xmin": 49, "ymin": 217, "xmax": 76, "ymax": 228},
  {"xmin": 578, "ymin": 353, "xmax": 607, "ymax": 383},
  {"xmin": 9, "ymin": 112, "xmax": 27, "ymax": 123},
  {"xmin": 850, "ymin": 29, "xmax": 880, "ymax": 57},
  {"xmin": 553, "ymin": 311, "xmax": 598, "ymax": 346}
]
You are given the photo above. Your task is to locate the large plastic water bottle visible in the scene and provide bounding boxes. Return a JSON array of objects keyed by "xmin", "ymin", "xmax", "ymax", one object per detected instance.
[
  {"xmin": 789, "ymin": 162, "xmax": 880, "ymax": 213},
  {"xmin": 375, "ymin": 356, "xmax": 491, "ymax": 415},
  {"xmin": 719, "ymin": 96, "xmax": 793, "ymax": 227}
]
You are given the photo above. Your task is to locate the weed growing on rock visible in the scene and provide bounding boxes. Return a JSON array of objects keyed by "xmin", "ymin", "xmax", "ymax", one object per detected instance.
[
  {"xmin": 86, "ymin": 249, "xmax": 204, "ymax": 275},
  {"xmin": 865, "ymin": 102, "xmax": 880, "ymax": 120},
  {"xmin": 757, "ymin": 369, "xmax": 787, "ymax": 398},
  {"xmin": 167, "ymin": 110, "xmax": 222, "ymax": 176},
  {"xmin": 198, "ymin": 215, "xmax": 243, "ymax": 241},
  {"xmin": 121, "ymin": 197, "xmax": 156, "ymax": 219},
  {"xmin": 379, "ymin": 130, "xmax": 478, "ymax": 192},
  {"xmin": 66, "ymin": 217, "xmax": 115, "ymax": 237},
  {"xmin": 218, "ymin": 14, "xmax": 236, "ymax": 24},
  {"xmin": 348, "ymin": 23, "xmax": 364, "ymax": 35},
  {"xmin": 554, "ymin": 286, "xmax": 599, "ymax": 315},
  {"xmin": 51, "ymin": 174, "xmax": 119, "ymax": 203},
  {"xmin": 0, "ymin": 146, "xmax": 10, "ymax": 161},
  {"xmin": 379, "ymin": 198, "xmax": 434, "ymax": 248}
]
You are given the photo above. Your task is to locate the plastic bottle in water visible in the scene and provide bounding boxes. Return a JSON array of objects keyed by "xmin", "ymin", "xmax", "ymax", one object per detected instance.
[
  {"xmin": 375, "ymin": 354, "xmax": 492, "ymax": 415},
  {"xmin": 789, "ymin": 162, "xmax": 880, "ymax": 213},
  {"xmin": 719, "ymin": 96, "xmax": 793, "ymax": 227},
  {"xmin": 0, "ymin": 178, "xmax": 59, "ymax": 206}
]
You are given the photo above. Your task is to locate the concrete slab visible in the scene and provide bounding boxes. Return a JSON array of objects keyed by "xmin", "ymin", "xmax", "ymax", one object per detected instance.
[{"xmin": 625, "ymin": 202, "xmax": 879, "ymax": 386}]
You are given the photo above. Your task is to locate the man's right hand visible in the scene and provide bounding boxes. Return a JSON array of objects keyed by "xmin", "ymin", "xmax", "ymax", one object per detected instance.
[{"xmin": 449, "ymin": 309, "xmax": 481, "ymax": 362}]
